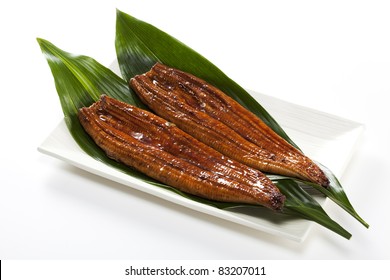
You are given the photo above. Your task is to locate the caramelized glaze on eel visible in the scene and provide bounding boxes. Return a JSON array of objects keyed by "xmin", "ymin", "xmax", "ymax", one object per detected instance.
[
  {"xmin": 79, "ymin": 95, "xmax": 285, "ymax": 211},
  {"xmin": 130, "ymin": 63, "xmax": 329, "ymax": 187}
]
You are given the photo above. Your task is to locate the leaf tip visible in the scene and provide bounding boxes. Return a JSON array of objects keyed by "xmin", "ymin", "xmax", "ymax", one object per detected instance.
[
  {"xmin": 36, "ymin": 37, "xmax": 50, "ymax": 54},
  {"xmin": 116, "ymin": 8, "xmax": 126, "ymax": 19},
  {"xmin": 36, "ymin": 37, "xmax": 45, "ymax": 46}
]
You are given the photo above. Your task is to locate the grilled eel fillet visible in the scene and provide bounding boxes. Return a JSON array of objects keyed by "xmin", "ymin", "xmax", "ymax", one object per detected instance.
[
  {"xmin": 78, "ymin": 95, "xmax": 285, "ymax": 211},
  {"xmin": 130, "ymin": 63, "xmax": 329, "ymax": 187}
]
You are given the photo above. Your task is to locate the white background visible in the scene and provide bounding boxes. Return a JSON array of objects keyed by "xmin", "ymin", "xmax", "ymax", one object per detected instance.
[{"xmin": 1, "ymin": 0, "xmax": 389, "ymax": 260}]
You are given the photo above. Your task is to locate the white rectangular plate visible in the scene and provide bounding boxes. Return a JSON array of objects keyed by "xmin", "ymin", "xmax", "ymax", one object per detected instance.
[{"xmin": 38, "ymin": 91, "xmax": 364, "ymax": 242}]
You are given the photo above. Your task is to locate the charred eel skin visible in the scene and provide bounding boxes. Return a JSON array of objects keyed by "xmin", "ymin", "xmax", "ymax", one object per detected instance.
[
  {"xmin": 78, "ymin": 95, "xmax": 285, "ymax": 211},
  {"xmin": 130, "ymin": 63, "xmax": 329, "ymax": 187}
]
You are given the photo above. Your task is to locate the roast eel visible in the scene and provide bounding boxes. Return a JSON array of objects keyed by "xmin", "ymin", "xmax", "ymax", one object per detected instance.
[
  {"xmin": 130, "ymin": 63, "xmax": 329, "ymax": 187},
  {"xmin": 78, "ymin": 95, "xmax": 285, "ymax": 211}
]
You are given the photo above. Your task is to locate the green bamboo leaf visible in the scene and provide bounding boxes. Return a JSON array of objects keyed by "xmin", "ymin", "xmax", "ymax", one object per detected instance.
[
  {"xmin": 114, "ymin": 9, "xmax": 368, "ymax": 229},
  {"xmin": 312, "ymin": 164, "xmax": 369, "ymax": 228},
  {"xmin": 267, "ymin": 166, "xmax": 369, "ymax": 229},
  {"xmin": 115, "ymin": 9, "xmax": 299, "ymax": 149},
  {"xmin": 37, "ymin": 38, "xmax": 143, "ymax": 171},
  {"xmin": 38, "ymin": 38, "xmax": 352, "ymax": 239},
  {"xmin": 276, "ymin": 179, "xmax": 351, "ymax": 239}
]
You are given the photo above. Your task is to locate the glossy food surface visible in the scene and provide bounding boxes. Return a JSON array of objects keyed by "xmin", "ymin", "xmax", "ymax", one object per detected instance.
[
  {"xmin": 130, "ymin": 63, "xmax": 329, "ymax": 187},
  {"xmin": 78, "ymin": 95, "xmax": 285, "ymax": 210}
]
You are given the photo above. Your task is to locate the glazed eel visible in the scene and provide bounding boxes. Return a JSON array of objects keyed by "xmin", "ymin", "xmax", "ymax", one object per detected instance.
[
  {"xmin": 78, "ymin": 95, "xmax": 285, "ymax": 211},
  {"xmin": 130, "ymin": 63, "xmax": 329, "ymax": 187}
]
